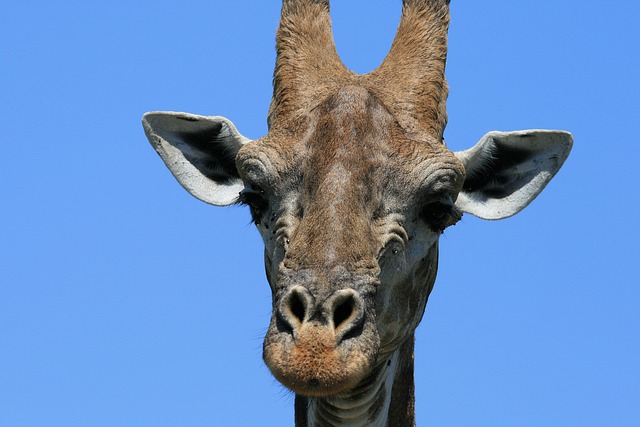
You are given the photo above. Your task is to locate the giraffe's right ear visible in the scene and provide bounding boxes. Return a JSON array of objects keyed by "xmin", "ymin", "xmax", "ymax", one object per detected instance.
[{"xmin": 142, "ymin": 111, "xmax": 251, "ymax": 206}]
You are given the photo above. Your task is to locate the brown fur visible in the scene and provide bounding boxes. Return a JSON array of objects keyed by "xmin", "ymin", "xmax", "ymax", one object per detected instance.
[
  {"xmin": 238, "ymin": 1, "xmax": 458, "ymax": 425},
  {"xmin": 270, "ymin": 0, "xmax": 450, "ymax": 143}
]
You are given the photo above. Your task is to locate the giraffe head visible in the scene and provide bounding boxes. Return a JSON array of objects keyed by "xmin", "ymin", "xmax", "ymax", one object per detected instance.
[{"xmin": 142, "ymin": 0, "xmax": 572, "ymax": 398}]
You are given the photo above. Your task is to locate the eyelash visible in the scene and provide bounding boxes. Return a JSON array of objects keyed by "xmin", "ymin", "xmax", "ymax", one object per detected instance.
[
  {"xmin": 238, "ymin": 187, "xmax": 268, "ymax": 225},
  {"xmin": 422, "ymin": 201, "xmax": 459, "ymax": 233}
]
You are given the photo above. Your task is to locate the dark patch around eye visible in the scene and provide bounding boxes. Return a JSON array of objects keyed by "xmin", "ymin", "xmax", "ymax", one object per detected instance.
[
  {"xmin": 422, "ymin": 202, "xmax": 456, "ymax": 234},
  {"xmin": 238, "ymin": 189, "xmax": 268, "ymax": 225},
  {"xmin": 422, "ymin": 202, "xmax": 462, "ymax": 234}
]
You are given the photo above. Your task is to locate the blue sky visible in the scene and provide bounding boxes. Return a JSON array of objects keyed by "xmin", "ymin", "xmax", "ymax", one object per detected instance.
[{"xmin": 1, "ymin": 1, "xmax": 639, "ymax": 426}]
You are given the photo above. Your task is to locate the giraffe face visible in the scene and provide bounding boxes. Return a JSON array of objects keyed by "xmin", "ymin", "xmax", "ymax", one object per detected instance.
[{"xmin": 236, "ymin": 86, "xmax": 464, "ymax": 396}]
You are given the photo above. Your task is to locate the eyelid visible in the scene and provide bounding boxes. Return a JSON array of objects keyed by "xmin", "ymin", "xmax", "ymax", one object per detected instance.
[
  {"xmin": 422, "ymin": 200, "xmax": 460, "ymax": 233},
  {"xmin": 238, "ymin": 188, "xmax": 265, "ymax": 206},
  {"xmin": 243, "ymin": 181, "xmax": 265, "ymax": 194},
  {"xmin": 239, "ymin": 159, "xmax": 270, "ymax": 187},
  {"xmin": 421, "ymin": 167, "xmax": 459, "ymax": 188}
]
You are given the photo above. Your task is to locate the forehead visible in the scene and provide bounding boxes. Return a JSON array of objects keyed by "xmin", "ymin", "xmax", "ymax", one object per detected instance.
[{"xmin": 237, "ymin": 85, "xmax": 463, "ymax": 197}]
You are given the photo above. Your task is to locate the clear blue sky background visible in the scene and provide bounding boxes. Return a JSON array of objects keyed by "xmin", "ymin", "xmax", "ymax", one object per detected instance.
[{"xmin": 2, "ymin": 1, "xmax": 639, "ymax": 426}]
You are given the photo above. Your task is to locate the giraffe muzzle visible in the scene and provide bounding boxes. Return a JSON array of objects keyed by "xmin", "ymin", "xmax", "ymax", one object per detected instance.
[{"xmin": 263, "ymin": 285, "xmax": 379, "ymax": 396}]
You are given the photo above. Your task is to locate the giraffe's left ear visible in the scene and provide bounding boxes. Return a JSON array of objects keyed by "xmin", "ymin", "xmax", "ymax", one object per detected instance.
[{"xmin": 454, "ymin": 130, "xmax": 573, "ymax": 220}]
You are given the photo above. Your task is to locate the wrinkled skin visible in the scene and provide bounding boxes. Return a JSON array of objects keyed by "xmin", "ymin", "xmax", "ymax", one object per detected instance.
[{"xmin": 237, "ymin": 86, "xmax": 464, "ymax": 396}]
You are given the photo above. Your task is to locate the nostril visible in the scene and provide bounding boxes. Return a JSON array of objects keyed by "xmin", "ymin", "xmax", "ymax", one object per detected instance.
[
  {"xmin": 280, "ymin": 286, "xmax": 313, "ymax": 332},
  {"xmin": 333, "ymin": 296, "xmax": 355, "ymax": 330},
  {"xmin": 289, "ymin": 291, "xmax": 306, "ymax": 324},
  {"xmin": 327, "ymin": 290, "xmax": 365, "ymax": 343}
]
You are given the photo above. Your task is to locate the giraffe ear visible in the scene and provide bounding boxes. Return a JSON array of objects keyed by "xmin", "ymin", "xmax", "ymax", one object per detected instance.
[
  {"xmin": 454, "ymin": 130, "xmax": 573, "ymax": 220},
  {"xmin": 142, "ymin": 111, "xmax": 251, "ymax": 206}
]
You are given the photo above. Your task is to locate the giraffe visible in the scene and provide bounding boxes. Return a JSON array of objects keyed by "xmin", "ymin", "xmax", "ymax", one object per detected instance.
[{"xmin": 142, "ymin": 1, "xmax": 572, "ymax": 425}]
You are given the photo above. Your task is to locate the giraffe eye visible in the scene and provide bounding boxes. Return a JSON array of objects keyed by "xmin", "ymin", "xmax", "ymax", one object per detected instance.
[
  {"xmin": 239, "ymin": 187, "xmax": 268, "ymax": 225},
  {"xmin": 422, "ymin": 201, "xmax": 455, "ymax": 234}
]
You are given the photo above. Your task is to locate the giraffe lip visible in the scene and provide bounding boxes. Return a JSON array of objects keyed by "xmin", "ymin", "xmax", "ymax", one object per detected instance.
[
  {"xmin": 297, "ymin": 378, "xmax": 346, "ymax": 398},
  {"xmin": 264, "ymin": 340, "xmax": 369, "ymax": 396},
  {"xmin": 263, "ymin": 321, "xmax": 379, "ymax": 397},
  {"xmin": 284, "ymin": 374, "xmax": 357, "ymax": 398}
]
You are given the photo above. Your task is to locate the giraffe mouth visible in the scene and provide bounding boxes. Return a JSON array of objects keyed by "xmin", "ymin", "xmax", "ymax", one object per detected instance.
[{"xmin": 263, "ymin": 320, "xmax": 379, "ymax": 397}]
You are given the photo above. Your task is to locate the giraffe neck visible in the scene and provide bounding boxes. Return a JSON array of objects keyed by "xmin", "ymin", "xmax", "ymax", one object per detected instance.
[{"xmin": 295, "ymin": 336, "xmax": 416, "ymax": 427}]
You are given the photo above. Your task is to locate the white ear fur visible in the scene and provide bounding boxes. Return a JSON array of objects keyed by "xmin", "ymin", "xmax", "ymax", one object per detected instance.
[
  {"xmin": 142, "ymin": 111, "xmax": 250, "ymax": 206},
  {"xmin": 454, "ymin": 130, "xmax": 573, "ymax": 220}
]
